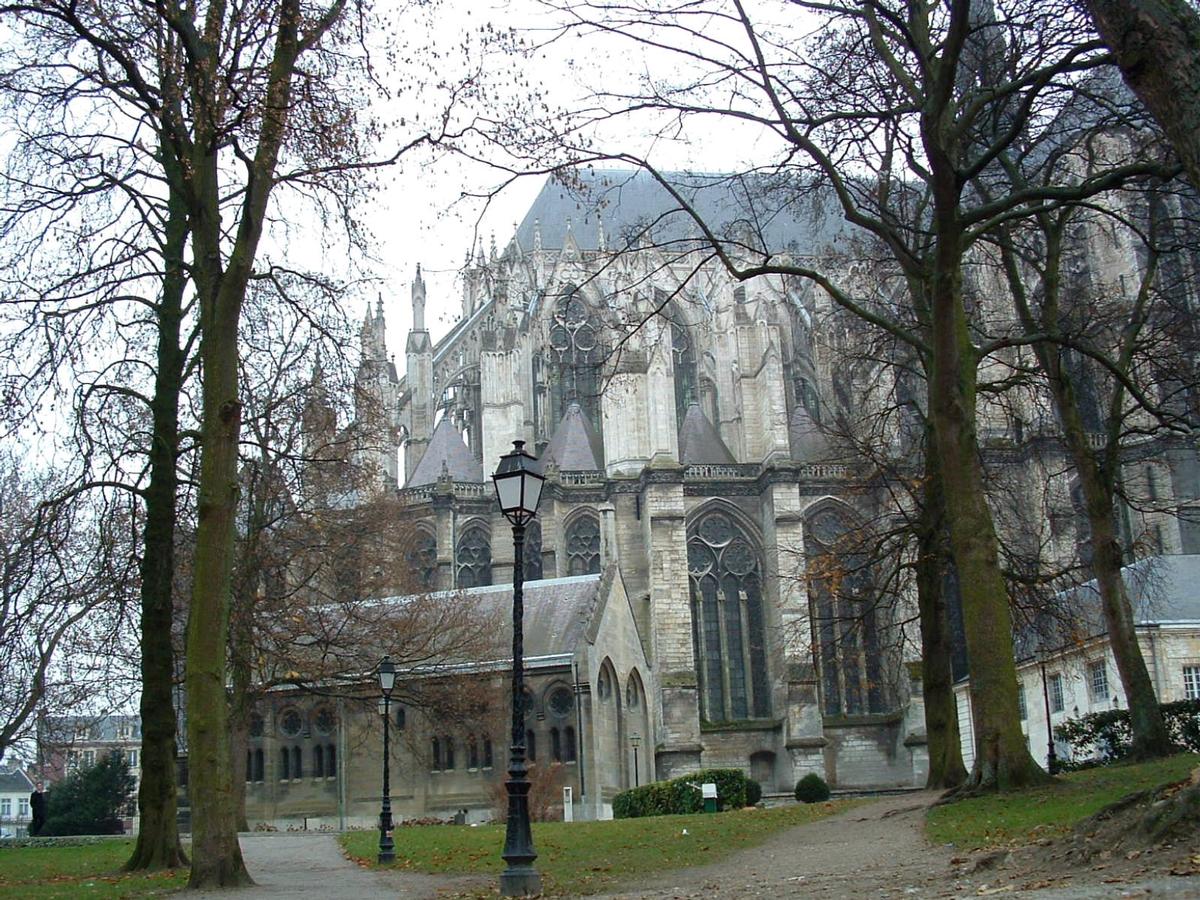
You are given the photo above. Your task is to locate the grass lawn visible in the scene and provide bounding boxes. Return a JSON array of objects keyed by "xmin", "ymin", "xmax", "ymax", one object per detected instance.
[
  {"xmin": 342, "ymin": 800, "xmax": 856, "ymax": 896},
  {"xmin": 0, "ymin": 840, "xmax": 187, "ymax": 899},
  {"xmin": 926, "ymin": 752, "xmax": 1200, "ymax": 851}
]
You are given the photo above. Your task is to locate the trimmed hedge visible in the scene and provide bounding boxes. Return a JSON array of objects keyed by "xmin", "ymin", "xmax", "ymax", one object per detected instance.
[
  {"xmin": 612, "ymin": 768, "xmax": 753, "ymax": 819},
  {"xmin": 1054, "ymin": 699, "xmax": 1200, "ymax": 764},
  {"xmin": 746, "ymin": 778, "xmax": 762, "ymax": 806}
]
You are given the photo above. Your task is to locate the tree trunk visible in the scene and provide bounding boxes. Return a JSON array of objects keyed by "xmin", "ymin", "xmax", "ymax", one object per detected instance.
[
  {"xmin": 916, "ymin": 433, "xmax": 968, "ymax": 790},
  {"xmin": 184, "ymin": 291, "xmax": 252, "ymax": 887},
  {"xmin": 125, "ymin": 165, "xmax": 189, "ymax": 872},
  {"xmin": 1086, "ymin": 0, "xmax": 1200, "ymax": 193},
  {"xmin": 926, "ymin": 182, "xmax": 1049, "ymax": 790}
]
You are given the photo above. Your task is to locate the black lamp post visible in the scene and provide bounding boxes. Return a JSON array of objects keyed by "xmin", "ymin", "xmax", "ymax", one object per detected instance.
[
  {"xmin": 377, "ymin": 655, "xmax": 396, "ymax": 864},
  {"xmin": 630, "ymin": 733, "xmax": 641, "ymax": 787},
  {"xmin": 492, "ymin": 440, "xmax": 545, "ymax": 897},
  {"xmin": 1039, "ymin": 661, "xmax": 1057, "ymax": 774}
]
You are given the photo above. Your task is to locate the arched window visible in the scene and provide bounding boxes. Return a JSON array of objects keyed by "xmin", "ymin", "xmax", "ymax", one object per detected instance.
[
  {"xmin": 468, "ymin": 735, "xmax": 480, "ymax": 770},
  {"xmin": 456, "ymin": 526, "xmax": 492, "ymax": 588},
  {"xmin": 671, "ymin": 314, "xmax": 699, "ymax": 428},
  {"xmin": 395, "ymin": 706, "xmax": 406, "ymax": 730},
  {"xmin": 443, "ymin": 737, "xmax": 455, "ymax": 770},
  {"xmin": 524, "ymin": 521, "xmax": 544, "ymax": 581},
  {"xmin": 550, "ymin": 727, "xmax": 562, "ymax": 762},
  {"xmin": 564, "ymin": 727, "xmax": 576, "ymax": 763},
  {"xmin": 687, "ymin": 509, "xmax": 771, "ymax": 722},
  {"xmin": 254, "ymin": 749, "xmax": 264, "ymax": 782},
  {"xmin": 431, "ymin": 737, "xmax": 442, "ymax": 771},
  {"xmin": 246, "ymin": 750, "xmax": 253, "ymax": 783},
  {"xmin": 291, "ymin": 746, "xmax": 303, "ymax": 780},
  {"xmin": 314, "ymin": 745, "xmax": 325, "ymax": 778},
  {"xmin": 548, "ymin": 288, "xmax": 604, "ymax": 429},
  {"xmin": 280, "ymin": 747, "xmax": 290, "ymax": 780},
  {"xmin": 565, "ymin": 514, "xmax": 601, "ymax": 576},
  {"xmin": 483, "ymin": 737, "xmax": 494, "ymax": 769},
  {"xmin": 805, "ymin": 504, "xmax": 888, "ymax": 716},
  {"xmin": 407, "ymin": 529, "xmax": 438, "ymax": 591},
  {"xmin": 526, "ymin": 729, "xmax": 537, "ymax": 762},
  {"xmin": 326, "ymin": 744, "xmax": 336, "ymax": 778}
]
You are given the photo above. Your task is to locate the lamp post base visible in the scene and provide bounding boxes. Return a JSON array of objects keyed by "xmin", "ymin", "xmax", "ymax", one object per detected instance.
[{"xmin": 500, "ymin": 866, "xmax": 542, "ymax": 897}]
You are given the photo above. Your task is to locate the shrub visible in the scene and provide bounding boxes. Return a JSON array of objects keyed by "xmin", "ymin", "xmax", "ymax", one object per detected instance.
[
  {"xmin": 1054, "ymin": 700, "xmax": 1200, "ymax": 763},
  {"xmin": 745, "ymin": 779, "xmax": 762, "ymax": 806},
  {"xmin": 40, "ymin": 753, "xmax": 134, "ymax": 836},
  {"xmin": 612, "ymin": 767, "xmax": 755, "ymax": 818},
  {"xmin": 794, "ymin": 773, "xmax": 830, "ymax": 804}
]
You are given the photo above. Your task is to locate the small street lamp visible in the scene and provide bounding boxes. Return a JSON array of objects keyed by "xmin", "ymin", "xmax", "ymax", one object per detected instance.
[
  {"xmin": 1039, "ymin": 662, "xmax": 1057, "ymax": 774},
  {"xmin": 492, "ymin": 440, "xmax": 545, "ymax": 897},
  {"xmin": 630, "ymin": 733, "xmax": 641, "ymax": 788},
  {"xmin": 377, "ymin": 655, "xmax": 397, "ymax": 864}
]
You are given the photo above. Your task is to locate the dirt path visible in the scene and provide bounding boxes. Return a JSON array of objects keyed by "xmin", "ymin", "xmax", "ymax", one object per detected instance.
[
  {"xmin": 589, "ymin": 792, "xmax": 1200, "ymax": 900},
  {"xmin": 229, "ymin": 793, "xmax": 1200, "ymax": 899}
]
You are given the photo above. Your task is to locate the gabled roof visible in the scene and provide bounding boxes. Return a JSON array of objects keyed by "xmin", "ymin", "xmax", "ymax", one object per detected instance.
[
  {"xmin": 0, "ymin": 769, "xmax": 34, "ymax": 794},
  {"xmin": 788, "ymin": 405, "xmax": 830, "ymax": 463},
  {"xmin": 406, "ymin": 416, "xmax": 484, "ymax": 487},
  {"xmin": 678, "ymin": 403, "xmax": 735, "ymax": 464},
  {"xmin": 540, "ymin": 402, "xmax": 604, "ymax": 471}
]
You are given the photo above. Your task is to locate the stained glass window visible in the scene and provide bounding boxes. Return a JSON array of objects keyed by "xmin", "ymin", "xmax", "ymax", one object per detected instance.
[
  {"xmin": 566, "ymin": 514, "xmax": 601, "ymax": 576},
  {"xmin": 805, "ymin": 505, "xmax": 887, "ymax": 716},
  {"xmin": 524, "ymin": 521, "xmax": 544, "ymax": 581},
  {"xmin": 407, "ymin": 529, "xmax": 438, "ymax": 590},
  {"xmin": 548, "ymin": 289, "xmax": 604, "ymax": 430},
  {"xmin": 456, "ymin": 526, "xmax": 492, "ymax": 588},
  {"xmin": 687, "ymin": 510, "xmax": 770, "ymax": 722}
]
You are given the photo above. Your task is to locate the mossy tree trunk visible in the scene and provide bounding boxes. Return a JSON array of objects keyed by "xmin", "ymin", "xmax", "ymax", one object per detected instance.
[
  {"xmin": 125, "ymin": 148, "xmax": 189, "ymax": 872},
  {"xmin": 1087, "ymin": 0, "xmax": 1200, "ymax": 193},
  {"xmin": 916, "ymin": 426, "xmax": 968, "ymax": 790}
]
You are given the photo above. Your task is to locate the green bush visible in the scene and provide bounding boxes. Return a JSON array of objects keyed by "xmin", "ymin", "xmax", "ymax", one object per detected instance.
[
  {"xmin": 745, "ymin": 779, "xmax": 762, "ymax": 806},
  {"xmin": 1054, "ymin": 700, "xmax": 1200, "ymax": 764},
  {"xmin": 612, "ymin": 768, "xmax": 754, "ymax": 818},
  {"xmin": 794, "ymin": 773, "xmax": 830, "ymax": 804}
]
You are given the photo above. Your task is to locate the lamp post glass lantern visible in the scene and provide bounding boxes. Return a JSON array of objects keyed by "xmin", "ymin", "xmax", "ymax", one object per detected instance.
[
  {"xmin": 377, "ymin": 655, "xmax": 396, "ymax": 864},
  {"xmin": 492, "ymin": 440, "xmax": 545, "ymax": 897}
]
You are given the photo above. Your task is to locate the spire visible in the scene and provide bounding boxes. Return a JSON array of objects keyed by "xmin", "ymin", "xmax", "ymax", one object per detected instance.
[
  {"xmin": 411, "ymin": 264, "xmax": 426, "ymax": 332},
  {"xmin": 596, "ymin": 212, "xmax": 607, "ymax": 252},
  {"xmin": 405, "ymin": 416, "xmax": 484, "ymax": 487},
  {"xmin": 539, "ymin": 401, "xmax": 604, "ymax": 471},
  {"xmin": 533, "ymin": 218, "xmax": 542, "ymax": 251}
]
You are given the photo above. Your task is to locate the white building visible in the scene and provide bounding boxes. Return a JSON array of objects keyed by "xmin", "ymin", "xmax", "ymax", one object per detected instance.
[{"xmin": 0, "ymin": 768, "xmax": 34, "ymax": 838}]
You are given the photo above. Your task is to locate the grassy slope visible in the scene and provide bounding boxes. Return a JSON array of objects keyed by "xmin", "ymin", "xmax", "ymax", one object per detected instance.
[
  {"xmin": 342, "ymin": 801, "xmax": 855, "ymax": 896},
  {"xmin": 0, "ymin": 840, "xmax": 187, "ymax": 899},
  {"xmin": 926, "ymin": 752, "xmax": 1200, "ymax": 850}
]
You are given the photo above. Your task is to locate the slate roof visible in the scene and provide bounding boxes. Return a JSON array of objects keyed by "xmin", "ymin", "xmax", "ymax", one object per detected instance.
[
  {"xmin": 406, "ymin": 416, "xmax": 484, "ymax": 487},
  {"xmin": 1016, "ymin": 554, "xmax": 1200, "ymax": 659},
  {"xmin": 375, "ymin": 574, "xmax": 605, "ymax": 667},
  {"xmin": 0, "ymin": 769, "xmax": 34, "ymax": 794},
  {"xmin": 514, "ymin": 168, "xmax": 853, "ymax": 255},
  {"xmin": 38, "ymin": 714, "xmax": 142, "ymax": 743},
  {"xmin": 539, "ymin": 402, "xmax": 604, "ymax": 471},
  {"xmin": 788, "ymin": 405, "xmax": 831, "ymax": 463},
  {"xmin": 678, "ymin": 403, "xmax": 736, "ymax": 465}
]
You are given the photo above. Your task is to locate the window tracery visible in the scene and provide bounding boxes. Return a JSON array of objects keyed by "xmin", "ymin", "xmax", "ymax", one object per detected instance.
[
  {"xmin": 671, "ymin": 316, "xmax": 699, "ymax": 428},
  {"xmin": 407, "ymin": 530, "xmax": 438, "ymax": 591},
  {"xmin": 805, "ymin": 505, "xmax": 888, "ymax": 716},
  {"xmin": 565, "ymin": 514, "xmax": 601, "ymax": 576},
  {"xmin": 547, "ymin": 288, "xmax": 604, "ymax": 431},
  {"xmin": 456, "ymin": 526, "xmax": 492, "ymax": 588},
  {"xmin": 524, "ymin": 521, "xmax": 544, "ymax": 581},
  {"xmin": 687, "ymin": 510, "xmax": 770, "ymax": 722}
]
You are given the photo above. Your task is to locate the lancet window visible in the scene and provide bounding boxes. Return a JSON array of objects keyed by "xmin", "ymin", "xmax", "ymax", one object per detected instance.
[
  {"xmin": 804, "ymin": 505, "xmax": 888, "ymax": 716},
  {"xmin": 686, "ymin": 510, "xmax": 770, "ymax": 722},
  {"xmin": 547, "ymin": 288, "xmax": 604, "ymax": 430},
  {"xmin": 407, "ymin": 529, "xmax": 438, "ymax": 591},
  {"xmin": 671, "ymin": 316, "xmax": 699, "ymax": 428},
  {"xmin": 456, "ymin": 526, "xmax": 491, "ymax": 588},
  {"xmin": 524, "ymin": 520, "xmax": 544, "ymax": 581},
  {"xmin": 565, "ymin": 514, "xmax": 601, "ymax": 576}
]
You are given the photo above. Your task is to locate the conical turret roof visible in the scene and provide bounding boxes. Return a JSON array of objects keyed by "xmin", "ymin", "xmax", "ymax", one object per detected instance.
[
  {"xmin": 678, "ymin": 403, "xmax": 736, "ymax": 464},
  {"xmin": 406, "ymin": 416, "xmax": 484, "ymax": 487},
  {"xmin": 540, "ymin": 402, "xmax": 604, "ymax": 471}
]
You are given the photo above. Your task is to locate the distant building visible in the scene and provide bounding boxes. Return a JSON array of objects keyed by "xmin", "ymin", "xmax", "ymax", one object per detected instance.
[
  {"xmin": 37, "ymin": 714, "xmax": 142, "ymax": 806},
  {"xmin": 0, "ymin": 768, "xmax": 34, "ymax": 838},
  {"xmin": 956, "ymin": 555, "xmax": 1200, "ymax": 770}
]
